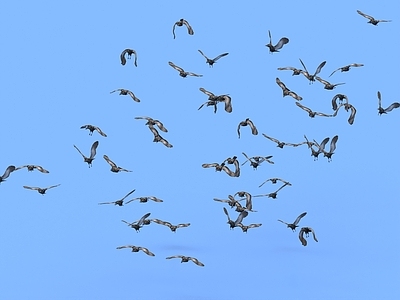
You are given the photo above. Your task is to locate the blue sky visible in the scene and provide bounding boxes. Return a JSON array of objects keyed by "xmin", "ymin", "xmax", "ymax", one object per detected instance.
[{"xmin": 1, "ymin": 0, "xmax": 399, "ymax": 299}]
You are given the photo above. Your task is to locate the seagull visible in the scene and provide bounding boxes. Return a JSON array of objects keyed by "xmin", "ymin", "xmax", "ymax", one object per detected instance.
[
  {"xmin": 120, "ymin": 49, "xmax": 137, "ymax": 66},
  {"xmin": 23, "ymin": 184, "xmax": 60, "ymax": 195},
  {"xmin": 73, "ymin": 141, "xmax": 99, "ymax": 168},
  {"xmin": 275, "ymin": 77, "xmax": 303, "ymax": 100},
  {"xmin": 299, "ymin": 227, "xmax": 318, "ymax": 246},
  {"xmin": 125, "ymin": 196, "xmax": 164, "ymax": 204},
  {"xmin": 259, "ymin": 178, "xmax": 292, "ymax": 187},
  {"xmin": 223, "ymin": 207, "xmax": 248, "ymax": 229},
  {"xmin": 110, "ymin": 89, "xmax": 140, "ymax": 102},
  {"xmin": 103, "ymin": 155, "xmax": 132, "ymax": 173},
  {"xmin": 0, "ymin": 165, "xmax": 16, "ymax": 184},
  {"xmin": 329, "ymin": 63, "xmax": 364, "ymax": 77},
  {"xmin": 166, "ymin": 255, "xmax": 204, "ymax": 267},
  {"xmin": 237, "ymin": 118, "xmax": 258, "ymax": 138},
  {"xmin": 135, "ymin": 116, "xmax": 168, "ymax": 132},
  {"xmin": 172, "ymin": 19, "xmax": 194, "ymax": 39},
  {"xmin": 277, "ymin": 66, "xmax": 303, "ymax": 76},
  {"xmin": 15, "ymin": 165, "xmax": 49, "ymax": 173},
  {"xmin": 80, "ymin": 124, "xmax": 107, "ymax": 137},
  {"xmin": 152, "ymin": 219, "xmax": 190, "ymax": 232},
  {"xmin": 377, "ymin": 91, "xmax": 400, "ymax": 115},
  {"xmin": 262, "ymin": 133, "xmax": 304, "ymax": 148},
  {"xmin": 265, "ymin": 30, "xmax": 289, "ymax": 53},
  {"xmin": 278, "ymin": 212, "xmax": 307, "ymax": 231},
  {"xmin": 168, "ymin": 61, "xmax": 202, "ymax": 78},
  {"xmin": 241, "ymin": 152, "xmax": 274, "ymax": 169},
  {"xmin": 295, "ymin": 102, "xmax": 334, "ymax": 118},
  {"xmin": 121, "ymin": 213, "xmax": 151, "ymax": 232},
  {"xmin": 299, "ymin": 59, "xmax": 326, "ymax": 84},
  {"xmin": 116, "ymin": 245, "xmax": 155, "ymax": 256},
  {"xmin": 198, "ymin": 50, "xmax": 229, "ymax": 67},
  {"xmin": 98, "ymin": 189, "xmax": 135, "ymax": 206},
  {"xmin": 315, "ymin": 76, "xmax": 345, "ymax": 90},
  {"xmin": 357, "ymin": 10, "xmax": 391, "ymax": 25}
]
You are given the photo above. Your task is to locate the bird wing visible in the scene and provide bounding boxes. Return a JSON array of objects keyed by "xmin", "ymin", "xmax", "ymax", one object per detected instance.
[
  {"xmin": 213, "ymin": 52, "xmax": 229, "ymax": 61},
  {"xmin": 310, "ymin": 228, "xmax": 318, "ymax": 242},
  {"xmin": 288, "ymin": 91, "xmax": 303, "ymax": 101},
  {"xmin": 139, "ymin": 247, "xmax": 155, "ymax": 256},
  {"xmin": 241, "ymin": 152, "xmax": 251, "ymax": 165},
  {"xmin": 277, "ymin": 219, "xmax": 290, "ymax": 226},
  {"xmin": 384, "ymin": 102, "xmax": 400, "ymax": 113},
  {"xmin": 295, "ymin": 102, "xmax": 312, "ymax": 114},
  {"xmin": 329, "ymin": 135, "xmax": 339, "ymax": 153},
  {"xmin": 127, "ymin": 90, "xmax": 140, "ymax": 102},
  {"xmin": 202, "ymin": 163, "xmax": 219, "ymax": 168},
  {"xmin": 159, "ymin": 136, "xmax": 173, "ymax": 148},
  {"xmin": 198, "ymin": 49, "xmax": 208, "ymax": 60},
  {"xmin": 189, "ymin": 257, "xmax": 204, "ymax": 266},
  {"xmin": 248, "ymin": 119, "xmax": 258, "ymax": 135},
  {"xmin": 235, "ymin": 210, "xmax": 249, "ymax": 225},
  {"xmin": 116, "ymin": 245, "xmax": 133, "ymax": 249},
  {"xmin": 299, "ymin": 58, "xmax": 310, "ymax": 75},
  {"xmin": 177, "ymin": 223, "xmax": 190, "ymax": 228},
  {"xmin": 182, "ymin": 19, "xmax": 194, "ymax": 35},
  {"xmin": 221, "ymin": 95, "xmax": 232, "ymax": 113},
  {"xmin": 103, "ymin": 155, "xmax": 117, "ymax": 168},
  {"xmin": 137, "ymin": 213, "xmax": 151, "ymax": 226},
  {"xmin": 357, "ymin": 10, "xmax": 373, "ymax": 21},
  {"xmin": 148, "ymin": 196, "xmax": 163, "ymax": 202},
  {"xmin": 262, "ymin": 133, "xmax": 280, "ymax": 145},
  {"xmin": 166, "ymin": 255, "xmax": 182, "ymax": 260},
  {"xmin": 94, "ymin": 126, "xmax": 107, "ymax": 137},
  {"xmin": 121, "ymin": 189, "xmax": 136, "ymax": 201},
  {"xmin": 293, "ymin": 212, "xmax": 307, "ymax": 226},
  {"xmin": 23, "ymin": 186, "xmax": 39, "ymax": 190},
  {"xmin": 172, "ymin": 23, "xmax": 177, "ymax": 39},
  {"xmin": 90, "ymin": 141, "xmax": 99, "ymax": 159},
  {"xmin": 299, "ymin": 228, "xmax": 307, "ymax": 246},
  {"xmin": 35, "ymin": 165, "xmax": 50, "ymax": 173},
  {"xmin": 120, "ymin": 49, "xmax": 127, "ymax": 65},
  {"xmin": 275, "ymin": 77, "xmax": 287, "ymax": 91},
  {"xmin": 153, "ymin": 120, "xmax": 167, "ymax": 132},
  {"xmin": 274, "ymin": 37, "xmax": 289, "ymax": 50},
  {"xmin": 186, "ymin": 72, "xmax": 203, "ymax": 77},
  {"xmin": 377, "ymin": 91, "xmax": 382, "ymax": 109},
  {"xmin": 199, "ymin": 87, "xmax": 215, "ymax": 98},
  {"xmin": 329, "ymin": 68, "xmax": 341, "ymax": 77},
  {"xmin": 223, "ymin": 207, "xmax": 231, "ymax": 222},
  {"xmin": 268, "ymin": 30, "xmax": 272, "ymax": 45},
  {"xmin": 346, "ymin": 104, "xmax": 357, "ymax": 125},
  {"xmin": 315, "ymin": 76, "xmax": 330, "ymax": 86},
  {"xmin": 73, "ymin": 145, "xmax": 86, "ymax": 158},
  {"xmin": 168, "ymin": 61, "xmax": 184, "ymax": 72},
  {"xmin": 1, "ymin": 165, "xmax": 16, "ymax": 179},
  {"xmin": 47, "ymin": 184, "xmax": 61, "ymax": 190},
  {"xmin": 314, "ymin": 61, "xmax": 327, "ymax": 76}
]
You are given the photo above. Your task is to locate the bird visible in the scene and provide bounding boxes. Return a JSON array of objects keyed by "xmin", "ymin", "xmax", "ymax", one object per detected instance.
[
  {"xmin": 116, "ymin": 245, "xmax": 155, "ymax": 256},
  {"xmin": 265, "ymin": 30, "xmax": 289, "ymax": 53},
  {"xmin": 278, "ymin": 212, "xmax": 307, "ymax": 231},
  {"xmin": 15, "ymin": 165, "xmax": 49, "ymax": 173},
  {"xmin": 377, "ymin": 91, "xmax": 400, "ymax": 115},
  {"xmin": 148, "ymin": 126, "xmax": 173, "ymax": 148},
  {"xmin": 299, "ymin": 227, "xmax": 318, "ymax": 246},
  {"xmin": 213, "ymin": 195, "xmax": 242, "ymax": 209},
  {"xmin": 236, "ymin": 223, "xmax": 262, "ymax": 233},
  {"xmin": 262, "ymin": 133, "xmax": 304, "ymax": 148},
  {"xmin": 329, "ymin": 63, "xmax": 364, "ymax": 77},
  {"xmin": 295, "ymin": 102, "xmax": 334, "ymax": 118},
  {"xmin": 254, "ymin": 182, "xmax": 290, "ymax": 199},
  {"xmin": 309, "ymin": 136, "xmax": 330, "ymax": 161},
  {"xmin": 73, "ymin": 141, "xmax": 99, "ymax": 168},
  {"xmin": 168, "ymin": 61, "xmax": 202, "ymax": 78},
  {"xmin": 277, "ymin": 66, "xmax": 303, "ymax": 76},
  {"xmin": 103, "ymin": 155, "xmax": 132, "ymax": 173},
  {"xmin": 333, "ymin": 103, "xmax": 357, "ymax": 125},
  {"xmin": 198, "ymin": 50, "xmax": 229, "ymax": 67},
  {"xmin": 331, "ymin": 94, "xmax": 349, "ymax": 110},
  {"xmin": 23, "ymin": 184, "xmax": 61, "ymax": 195},
  {"xmin": 299, "ymin": 59, "xmax": 326, "ymax": 84},
  {"xmin": 237, "ymin": 118, "xmax": 258, "ymax": 138},
  {"xmin": 198, "ymin": 87, "xmax": 232, "ymax": 113},
  {"xmin": 121, "ymin": 213, "xmax": 151, "ymax": 232},
  {"xmin": 172, "ymin": 19, "xmax": 194, "ymax": 39},
  {"xmin": 315, "ymin": 76, "xmax": 345, "ymax": 90},
  {"xmin": 80, "ymin": 124, "xmax": 107, "ymax": 137},
  {"xmin": 110, "ymin": 89, "xmax": 140, "ymax": 102},
  {"xmin": 125, "ymin": 196, "xmax": 164, "ymax": 204},
  {"xmin": 258, "ymin": 178, "xmax": 292, "ymax": 187},
  {"xmin": 233, "ymin": 191, "xmax": 256, "ymax": 212},
  {"xmin": 120, "ymin": 49, "xmax": 137, "ymax": 66},
  {"xmin": 0, "ymin": 165, "xmax": 16, "ymax": 184},
  {"xmin": 275, "ymin": 78, "xmax": 303, "ymax": 101},
  {"xmin": 357, "ymin": 10, "xmax": 391, "ymax": 25},
  {"xmin": 152, "ymin": 219, "xmax": 190, "ymax": 232},
  {"xmin": 166, "ymin": 255, "xmax": 204, "ymax": 267},
  {"xmin": 135, "ymin": 116, "xmax": 168, "ymax": 132},
  {"xmin": 202, "ymin": 162, "xmax": 237, "ymax": 177},
  {"xmin": 98, "ymin": 189, "xmax": 135, "ymax": 206},
  {"xmin": 223, "ymin": 207, "xmax": 248, "ymax": 229},
  {"xmin": 241, "ymin": 152, "xmax": 274, "ymax": 169},
  {"xmin": 317, "ymin": 135, "xmax": 339, "ymax": 162}
]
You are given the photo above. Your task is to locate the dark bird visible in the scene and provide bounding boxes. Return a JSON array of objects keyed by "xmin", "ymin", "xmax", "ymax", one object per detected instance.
[
  {"xmin": 202, "ymin": 162, "xmax": 237, "ymax": 177},
  {"xmin": 116, "ymin": 245, "xmax": 155, "ymax": 256},
  {"xmin": 120, "ymin": 49, "xmax": 137, "ymax": 66},
  {"xmin": 168, "ymin": 61, "xmax": 202, "ymax": 78},
  {"xmin": 316, "ymin": 135, "xmax": 339, "ymax": 162},
  {"xmin": 275, "ymin": 77, "xmax": 303, "ymax": 100},
  {"xmin": 23, "ymin": 184, "xmax": 60, "ymax": 195},
  {"xmin": 15, "ymin": 165, "xmax": 49, "ymax": 173},
  {"xmin": 125, "ymin": 196, "xmax": 163, "ymax": 204},
  {"xmin": 237, "ymin": 223, "xmax": 262, "ymax": 233},
  {"xmin": 73, "ymin": 141, "xmax": 99, "ymax": 168},
  {"xmin": 315, "ymin": 76, "xmax": 345, "ymax": 90},
  {"xmin": 198, "ymin": 50, "xmax": 229, "ymax": 67},
  {"xmin": 277, "ymin": 66, "xmax": 303, "ymax": 76},
  {"xmin": 121, "ymin": 212, "xmax": 151, "ymax": 232},
  {"xmin": 152, "ymin": 219, "xmax": 190, "ymax": 232},
  {"xmin": 98, "ymin": 189, "xmax": 135, "ymax": 206},
  {"xmin": 241, "ymin": 152, "xmax": 274, "ymax": 169},
  {"xmin": 110, "ymin": 89, "xmax": 140, "ymax": 102},
  {"xmin": 278, "ymin": 212, "xmax": 307, "ymax": 231},
  {"xmin": 333, "ymin": 103, "xmax": 357, "ymax": 125},
  {"xmin": 135, "ymin": 116, "xmax": 168, "ymax": 132},
  {"xmin": 166, "ymin": 255, "xmax": 204, "ymax": 267},
  {"xmin": 265, "ymin": 30, "xmax": 289, "ymax": 53},
  {"xmin": 259, "ymin": 178, "xmax": 292, "ymax": 187},
  {"xmin": 299, "ymin": 59, "xmax": 326, "ymax": 84},
  {"xmin": 172, "ymin": 19, "xmax": 194, "ymax": 39},
  {"xmin": 80, "ymin": 124, "xmax": 107, "ymax": 137},
  {"xmin": 299, "ymin": 227, "xmax": 318, "ymax": 246},
  {"xmin": 0, "ymin": 165, "xmax": 16, "ymax": 184},
  {"xmin": 254, "ymin": 182, "xmax": 290, "ymax": 199},
  {"xmin": 329, "ymin": 63, "xmax": 364, "ymax": 77},
  {"xmin": 331, "ymin": 94, "xmax": 349, "ymax": 110},
  {"xmin": 233, "ymin": 191, "xmax": 256, "ymax": 213},
  {"xmin": 262, "ymin": 133, "xmax": 304, "ymax": 148},
  {"xmin": 198, "ymin": 87, "xmax": 232, "ymax": 113},
  {"xmin": 103, "ymin": 155, "xmax": 132, "ymax": 173},
  {"xmin": 304, "ymin": 135, "xmax": 326, "ymax": 161},
  {"xmin": 148, "ymin": 126, "xmax": 173, "ymax": 148},
  {"xmin": 223, "ymin": 207, "xmax": 248, "ymax": 229},
  {"xmin": 237, "ymin": 118, "xmax": 258, "ymax": 138},
  {"xmin": 295, "ymin": 102, "xmax": 334, "ymax": 118},
  {"xmin": 357, "ymin": 10, "xmax": 391, "ymax": 25},
  {"xmin": 213, "ymin": 195, "xmax": 242, "ymax": 209},
  {"xmin": 377, "ymin": 91, "xmax": 400, "ymax": 115}
]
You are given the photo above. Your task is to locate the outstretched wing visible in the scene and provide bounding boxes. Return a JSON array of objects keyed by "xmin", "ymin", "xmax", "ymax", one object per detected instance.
[
  {"xmin": 295, "ymin": 102, "xmax": 313, "ymax": 114},
  {"xmin": 47, "ymin": 184, "xmax": 61, "ymax": 190},
  {"xmin": 274, "ymin": 37, "xmax": 289, "ymax": 50},
  {"xmin": 357, "ymin": 10, "xmax": 374, "ymax": 21},
  {"xmin": 329, "ymin": 135, "xmax": 339, "ymax": 153},
  {"xmin": 139, "ymin": 247, "xmax": 155, "ymax": 256},
  {"xmin": 73, "ymin": 145, "xmax": 86, "ymax": 158},
  {"xmin": 1, "ymin": 165, "xmax": 16, "ymax": 179},
  {"xmin": 189, "ymin": 257, "xmax": 204, "ymax": 266},
  {"xmin": 293, "ymin": 212, "xmax": 307, "ymax": 226},
  {"xmin": 90, "ymin": 141, "xmax": 99, "ymax": 159},
  {"xmin": 127, "ymin": 90, "xmax": 140, "ymax": 102},
  {"xmin": 248, "ymin": 119, "xmax": 258, "ymax": 135},
  {"xmin": 329, "ymin": 67, "xmax": 342, "ymax": 77},
  {"xmin": 212, "ymin": 52, "xmax": 229, "ymax": 61},
  {"xmin": 35, "ymin": 165, "xmax": 50, "ymax": 173},
  {"xmin": 103, "ymin": 155, "xmax": 117, "ymax": 168},
  {"xmin": 384, "ymin": 102, "xmax": 400, "ymax": 113},
  {"xmin": 220, "ymin": 95, "xmax": 232, "ymax": 113},
  {"xmin": 182, "ymin": 19, "xmax": 194, "ymax": 35},
  {"xmin": 198, "ymin": 50, "xmax": 209, "ymax": 60},
  {"xmin": 275, "ymin": 77, "xmax": 288, "ymax": 91},
  {"xmin": 94, "ymin": 126, "xmax": 107, "ymax": 137},
  {"xmin": 299, "ymin": 228, "xmax": 307, "ymax": 246},
  {"xmin": 168, "ymin": 61, "xmax": 184, "ymax": 73},
  {"xmin": 199, "ymin": 87, "xmax": 215, "ymax": 98},
  {"xmin": 314, "ymin": 61, "xmax": 327, "ymax": 76}
]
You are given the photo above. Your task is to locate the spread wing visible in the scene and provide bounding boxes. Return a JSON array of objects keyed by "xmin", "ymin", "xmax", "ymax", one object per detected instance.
[
  {"xmin": 384, "ymin": 102, "xmax": 400, "ymax": 113},
  {"xmin": 293, "ymin": 212, "xmax": 307, "ymax": 226},
  {"xmin": 139, "ymin": 247, "xmax": 155, "ymax": 256},
  {"xmin": 274, "ymin": 37, "xmax": 289, "ymax": 50},
  {"xmin": 103, "ymin": 155, "xmax": 117, "ymax": 168},
  {"xmin": 357, "ymin": 10, "xmax": 374, "ymax": 21},
  {"xmin": 276, "ymin": 77, "xmax": 288, "ymax": 91},
  {"xmin": 314, "ymin": 61, "xmax": 327, "ymax": 76},
  {"xmin": 213, "ymin": 52, "xmax": 229, "ymax": 61},
  {"xmin": 23, "ymin": 186, "xmax": 39, "ymax": 190},
  {"xmin": 127, "ymin": 90, "xmax": 140, "ymax": 102},
  {"xmin": 220, "ymin": 95, "xmax": 232, "ymax": 113},
  {"xmin": 1, "ymin": 165, "xmax": 16, "ymax": 179},
  {"xmin": 199, "ymin": 87, "xmax": 215, "ymax": 98},
  {"xmin": 120, "ymin": 49, "xmax": 128, "ymax": 65},
  {"xmin": 295, "ymin": 102, "xmax": 313, "ymax": 114},
  {"xmin": 189, "ymin": 257, "xmax": 204, "ymax": 266},
  {"xmin": 73, "ymin": 145, "xmax": 86, "ymax": 158},
  {"xmin": 168, "ymin": 61, "xmax": 184, "ymax": 73},
  {"xmin": 182, "ymin": 19, "xmax": 194, "ymax": 35},
  {"xmin": 329, "ymin": 135, "xmax": 339, "ymax": 153},
  {"xmin": 202, "ymin": 163, "xmax": 219, "ymax": 168},
  {"xmin": 248, "ymin": 119, "xmax": 258, "ymax": 135},
  {"xmin": 47, "ymin": 184, "xmax": 61, "ymax": 190},
  {"xmin": 299, "ymin": 228, "xmax": 308, "ymax": 246},
  {"xmin": 90, "ymin": 141, "xmax": 99, "ymax": 159},
  {"xmin": 94, "ymin": 126, "xmax": 107, "ymax": 137},
  {"xmin": 35, "ymin": 165, "xmax": 50, "ymax": 173}
]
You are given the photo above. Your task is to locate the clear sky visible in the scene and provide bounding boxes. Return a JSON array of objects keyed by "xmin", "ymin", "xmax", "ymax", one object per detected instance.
[{"xmin": 1, "ymin": 0, "xmax": 399, "ymax": 299}]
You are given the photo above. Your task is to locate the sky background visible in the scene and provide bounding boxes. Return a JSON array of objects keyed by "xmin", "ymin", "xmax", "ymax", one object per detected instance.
[{"xmin": 1, "ymin": 0, "xmax": 399, "ymax": 299}]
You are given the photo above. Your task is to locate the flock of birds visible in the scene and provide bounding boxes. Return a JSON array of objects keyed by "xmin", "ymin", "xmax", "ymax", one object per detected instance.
[{"xmin": 1, "ymin": 10, "xmax": 397, "ymax": 268}]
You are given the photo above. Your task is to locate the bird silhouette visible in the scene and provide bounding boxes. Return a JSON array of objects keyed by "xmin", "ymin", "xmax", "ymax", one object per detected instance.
[
  {"xmin": 295, "ymin": 102, "xmax": 334, "ymax": 118},
  {"xmin": 299, "ymin": 59, "xmax": 326, "ymax": 84},
  {"xmin": 23, "ymin": 184, "xmax": 61, "ymax": 195},
  {"xmin": 135, "ymin": 116, "xmax": 168, "ymax": 132},
  {"xmin": 152, "ymin": 219, "xmax": 190, "ymax": 232},
  {"xmin": 377, "ymin": 91, "xmax": 400, "ymax": 115},
  {"xmin": 198, "ymin": 50, "xmax": 229, "ymax": 67},
  {"xmin": 98, "ymin": 189, "xmax": 135, "ymax": 206},
  {"xmin": 357, "ymin": 10, "xmax": 391, "ymax": 25},
  {"xmin": 15, "ymin": 165, "xmax": 49, "ymax": 173},
  {"xmin": 73, "ymin": 141, "xmax": 99, "ymax": 168},
  {"xmin": 265, "ymin": 30, "xmax": 289, "ymax": 53},
  {"xmin": 276, "ymin": 77, "xmax": 303, "ymax": 100},
  {"xmin": 120, "ymin": 49, "xmax": 137, "ymax": 66},
  {"xmin": 168, "ymin": 61, "xmax": 202, "ymax": 78},
  {"xmin": 329, "ymin": 63, "xmax": 364, "ymax": 77},
  {"xmin": 80, "ymin": 125, "xmax": 107, "ymax": 137},
  {"xmin": 103, "ymin": 155, "xmax": 132, "ymax": 173},
  {"xmin": 278, "ymin": 212, "xmax": 307, "ymax": 231},
  {"xmin": 110, "ymin": 89, "xmax": 140, "ymax": 102},
  {"xmin": 262, "ymin": 133, "xmax": 304, "ymax": 148},
  {"xmin": 299, "ymin": 227, "xmax": 318, "ymax": 246},
  {"xmin": 172, "ymin": 19, "xmax": 194, "ymax": 39},
  {"xmin": 125, "ymin": 196, "xmax": 163, "ymax": 204},
  {"xmin": 121, "ymin": 213, "xmax": 151, "ymax": 232},
  {"xmin": 116, "ymin": 245, "xmax": 155, "ymax": 256},
  {"xmin": 166, "ymin": 255, "xmax": 204, "ymax": 267},
  {"xmin": 315, "ymin": 76, "xmax": 345, "ymax": 90},
  {"xmin": 237, "ymin": 118, "xmax": 258, "ymax": 138}
]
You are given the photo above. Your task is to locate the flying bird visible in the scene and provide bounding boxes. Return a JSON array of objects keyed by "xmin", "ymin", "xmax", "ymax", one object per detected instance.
[
  {"xmin": 277, "ymin": 66, "xmax": 303, "ymax": 76},
  {"xmin": 120, "ymin": 49, "xmax": 137, "ymax": 66},
  {"xmin": 265, "ymin": 30, "xmax": 289, "ymax": 53},
  {"xmin": 80, "ymin": 124, "xmax": 107, "ymax": 137},
  {"xmin": 152, "ymin": 219, "xmax": 190, "ymax": 232},
  {"xmin": 125, "ymin": 196, "xmax": 164, "ymax": 204},
  {"xmin": 198, "ymin": 87, "xmax": 232, "ymax": 113},
  {"xmin": 148, "ymin": 126, "xmax": 173, "ymax": 148},
  {"xmin": 237, "ymin": 118, "xmax": 258, "ymax": 138},
  {"xmin": 304, "ymin": 135, "xmax": 327, "ymax": 161},
  {"xmin": 166, "ymin": 255, "xmax": 204, "ymax": 267},
  {"xmin": 331, "ymin": 94, "xmax": 349, "ymax": 110},
  {"xmin": 116, "ymin": 245, "xmax": 155, "ymax": 256},
  {"xmin": 295, "ymin": 102, "xmax": 334, "ymax": 118},
  {"xmin": 172, "ymin": 19, "xmax": 194, "ymax": 39},
  {"xmin": 262, "ymin": 133, "xmax": 304, "ymax": 148},
  {"xmin": 316, "ymin": 135, "xmax": 339, "ymax": 162},
  {"xmin": 254, "ymin": 182, "xmax": 291, "ymax": 199},
  {"xmin": 299, "ymin": 227, "xmax": 318, "ymax": 246},
  {"xmin": 23, "ymin": 184, "xmax": 60, "ymax": 195},
  {"xmin": 15, "ymin": 165, "xmax": 49, "ymax": 173},
  {"xmin": 329, "ymin": 63, "xmax": 364, "ymax": 77},
  {"xmin": 0, "ymin": 165, "xmax": 16, "ymax": 184},
  {"xmin": 198, "ymin": 50, "xmax": 229, "ymax": 67},
  {"xmin": 135, "ymin": 116, "xmax": 168, "ymax": 132},
  {"xmin": 241, "ymin": 152, "xmax": 274, "ymax": 169},
  {"xmin": 223, "ymin": 207, "xmax": 248, "ymax": 229},
  {"xmin": 121, "ymin": 213, "xmax": 151, "ymax": 232},
  {"xmin": 110, "ymin": 89, "xmax": 140, "ymax": 102},
  {"xmin": 278, "ymin": 212, "xmax": 307, "ymax": 231},
  {"xmin": 275, "ymin": 77, "xmax": 303, "ymax": 100},
  {"xmin": 377, "ymin": 91, "xmax": 400, "ymax": 115},
  {"xmin": 202, "ymin": 162, "xmax": 237, "ymax": 177},
  {"xmin": 259, "ymin": 178, "xmax": 292, "ymax": 187},
  {"xmin": 98, "ymin": 189, "xmax": 135, "ymax": 206},
  {"xmin": 168, "ymin": 61, "xmax": 202, "ymax": 78},
  {"xmin": 73, "ymin": 141, "xmax": 99, "ymax": 168},
  {"xmin": 299, "ymin": 59, "xmax": 326, "ymax": 84},
  {"xmin": 103, "ymin": 155, "xmax": 132, "ymax": 173},
  {"xmin": 357, "ymin": 10, "xmax": 391, "ymax": 25},
  {"xmin": 315, "ymin": 76, "xmax": 345, "ymax": 90}
]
